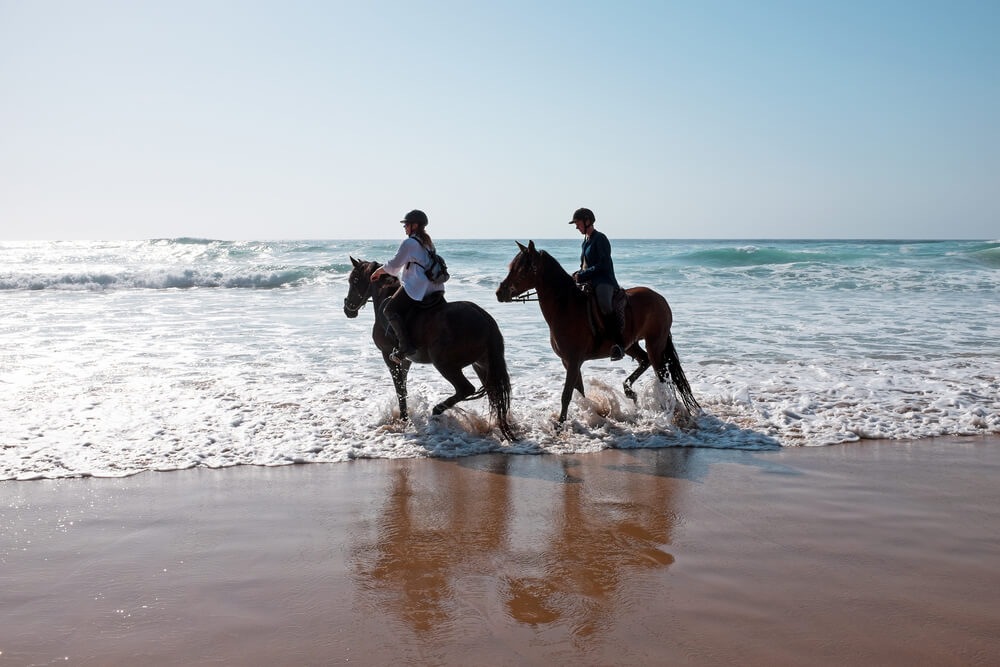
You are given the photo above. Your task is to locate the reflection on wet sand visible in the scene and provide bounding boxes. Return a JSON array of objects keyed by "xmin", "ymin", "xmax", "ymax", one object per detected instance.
[
  {"xmin": 351, "ymin": 449, "xmax": 693, "ymax": 644},
  {"xmin": 353, "ymin": 458, "xmax": 513, "ymax": 633}
]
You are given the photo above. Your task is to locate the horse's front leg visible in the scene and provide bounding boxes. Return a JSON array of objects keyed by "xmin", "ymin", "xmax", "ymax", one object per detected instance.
[
  {"xmin": 559, "ymin": 362, "xmax": 583, "ymax": 422},
  {"xmin": 383, "ymin": 352, "xmax": 411, "ymax": 420}
]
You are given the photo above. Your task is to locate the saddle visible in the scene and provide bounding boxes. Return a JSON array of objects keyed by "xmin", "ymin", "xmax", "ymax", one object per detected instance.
[
  {"xmin": 413, "ymin": 291, "xmax": 447, "ymax": 310},
  {"xmin": 380, "ymin": 291, "xmax": 447, "ymax": 345},
  {"xmin": 582, "ymin": 285, "xmax": 628, "ymax": 343}
]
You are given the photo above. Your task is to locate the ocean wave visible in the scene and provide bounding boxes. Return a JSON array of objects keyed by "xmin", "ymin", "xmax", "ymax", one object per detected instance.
[
  {"xmin": 673, "ymin": 246, "xmax": 840, "ymax": 267},
  {"xmin": 294, "ymin": 244, "xmax": 337, "ymax": 253},
  {"xmin": 159, "ymin": 237, "xmax": 224, "ymax": 245},
  {"xmin": 661, "ymin": 260, "xmax": 999, "ymax": 292},
  {"xmin": 2, "ymin": 239, "xmax": 996, "ymax": 295},
  {"xmin": 967, "ymin": 245, "xmax": 1000, "ymax": 268},
  {"xmin": 0, "ymin": 266, "xmax": 342, "ymax": 290}
]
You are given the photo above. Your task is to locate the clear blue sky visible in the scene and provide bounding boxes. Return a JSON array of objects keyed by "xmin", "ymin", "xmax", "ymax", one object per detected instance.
[{"xmin": 2, "ymin": 0, "xmax": 997, "ymax": 240}]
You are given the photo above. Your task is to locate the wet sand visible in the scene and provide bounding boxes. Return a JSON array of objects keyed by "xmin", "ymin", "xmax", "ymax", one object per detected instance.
[{"xmin": 2, "ymin": 436, "xmax": 999, "ymax": 665}]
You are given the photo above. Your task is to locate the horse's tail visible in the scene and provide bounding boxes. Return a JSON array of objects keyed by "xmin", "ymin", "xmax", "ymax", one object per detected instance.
[
  {"xmin": 483, "ymin": 319, "xmax": 516, "ymax": 441},
  {"xmin": 663, "ymin": 335, "xmax": 701, "ymax": 416}
]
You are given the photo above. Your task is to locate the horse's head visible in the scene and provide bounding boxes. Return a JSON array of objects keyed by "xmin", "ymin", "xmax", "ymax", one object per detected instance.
[
  {"xmin": 496, "ymin": 240, "xmax": 540, "ymax": 302},
  {"xmin": 343, "ymin": 256, "xmax": 380, "ymax": 318}
]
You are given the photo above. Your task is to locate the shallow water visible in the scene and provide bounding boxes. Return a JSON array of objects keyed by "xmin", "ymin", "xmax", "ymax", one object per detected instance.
[{"xmin": 1, "ymin": 238, "xmax": 998, "ymax": 479}]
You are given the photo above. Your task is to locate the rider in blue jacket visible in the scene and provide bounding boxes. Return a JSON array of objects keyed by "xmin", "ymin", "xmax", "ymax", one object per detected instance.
[{"xmin": 569, "ymin": 207, "xmax": 625, "ymax": 361}]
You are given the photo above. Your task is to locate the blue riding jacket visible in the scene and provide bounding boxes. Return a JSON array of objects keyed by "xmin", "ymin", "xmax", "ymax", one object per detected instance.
[{"xmin": 576, "ymin": 230, "xmax": 619, "ymax": 289}]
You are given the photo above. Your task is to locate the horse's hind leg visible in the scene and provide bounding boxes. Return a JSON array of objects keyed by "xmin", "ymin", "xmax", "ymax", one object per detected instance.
[
  {"xmin": 648, "ymin": 341, "xmax": 669, "ymax": 383},
  {"xmin": 623, "ymin": 343, "xmax": 651, "ymax": 402},
  {"xmin": 466, "ymin": 362, "xmax": 489, "ymax": 400},
  {"xmin": 647, "ymin": 335, "xmax": 700, "ymax": 417},
  {"xmin": 431, "ymin": 362, "xmax": 477, "ymax": 415}
]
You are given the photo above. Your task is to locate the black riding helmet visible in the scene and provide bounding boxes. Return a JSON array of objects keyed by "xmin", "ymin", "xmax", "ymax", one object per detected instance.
[
  {"xmin": 400, "ymin": 210, "xmax": 428, "ymax": 227},
  {"xmin": 568, "ymin": 207, "xmax": 595, "ymax": 225}
]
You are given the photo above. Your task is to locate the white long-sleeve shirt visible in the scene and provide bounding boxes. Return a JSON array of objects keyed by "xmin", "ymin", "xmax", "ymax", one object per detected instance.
[{"xmin": 382, "ymin": 237, "xmax": 446, "ymax": 301}]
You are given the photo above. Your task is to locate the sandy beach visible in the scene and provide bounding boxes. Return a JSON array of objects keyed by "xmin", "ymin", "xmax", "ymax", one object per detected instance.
[{"xmin": 2, "ymin": 436, "xmax": 999, "ymax": 665}]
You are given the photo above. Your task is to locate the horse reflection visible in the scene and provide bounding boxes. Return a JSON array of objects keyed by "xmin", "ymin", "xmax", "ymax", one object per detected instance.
[
  {"xmin": 500, "ymin": 455, "xmax": 681, "ymax": 639},
  {"xmin": 350, "ymin": 451, "xmax": 687, "ymax": 643},
  {"xmin": 352, "ymin": 460, "xmax": 513, "ymax": 633}
]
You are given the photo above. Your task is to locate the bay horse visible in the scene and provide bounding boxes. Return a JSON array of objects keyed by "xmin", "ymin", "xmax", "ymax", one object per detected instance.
[
  {"xmin": 496, "ymin": 241, "xmax": 699, "ymax": 423},
  {"xmin": 344, "ymin": 257, "xmax": 515, "ymax": 440}
]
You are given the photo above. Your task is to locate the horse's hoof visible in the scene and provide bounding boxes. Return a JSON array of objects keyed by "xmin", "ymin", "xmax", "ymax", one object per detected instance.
[
  {"xmin": 624, "ymin": 387, "xmax": 637, "ymax": 402},
  {"xmin": 432, "ymin": 403, "xmax": 446, "ymax": 416}
]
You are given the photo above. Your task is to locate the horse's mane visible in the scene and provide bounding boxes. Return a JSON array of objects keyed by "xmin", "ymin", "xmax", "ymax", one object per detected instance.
[
  {"xmin": 372, "ymin": 275, "xmax": 399, "ymax": 306},
  {"xmin": 538, "ymin": 250, "xmax": 580, "ymax": 294},
  {"xmin": 359, "ymin": 260, "xmax": 397, "ymax": 288},
  {"xmin": 349, "ymin": 260, "xmax": 399, "ymax": 310}
]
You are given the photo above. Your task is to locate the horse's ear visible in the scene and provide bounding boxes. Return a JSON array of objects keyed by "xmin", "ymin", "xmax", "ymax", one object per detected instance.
[
  {"xmin": 528, "ymin": 240, "xmax": 536, "ymax": 253},
  {"xmin": 515, "ymin": 241, "xmax": 527, "ymax": 252},
  {"xmin": 350, "ymin": 256, "xmax": 361, "ymax": 267}
]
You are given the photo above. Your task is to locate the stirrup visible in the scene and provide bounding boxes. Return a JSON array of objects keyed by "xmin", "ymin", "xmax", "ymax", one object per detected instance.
[{"xmin": 609, "ymin": 344, "xmax": 624, "ymax": 361}]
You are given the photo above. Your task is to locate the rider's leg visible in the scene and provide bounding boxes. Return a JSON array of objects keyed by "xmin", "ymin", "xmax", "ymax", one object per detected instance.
[
  {"xmin": 383, "ymin": 286, "xmax": 417, "ymax": 362},
  {"xmin": 596, "ymin": 283, "xmax": 625, "ymax": 361},
  {"xmin": 613, "ymin": 292, "xmax": 627, "ymax": 349}
]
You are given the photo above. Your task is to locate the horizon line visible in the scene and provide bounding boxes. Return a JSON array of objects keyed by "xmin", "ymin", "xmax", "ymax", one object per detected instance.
[{"xmin": 1, "ymin": 237, "xmax": 996, "ymax": 244}]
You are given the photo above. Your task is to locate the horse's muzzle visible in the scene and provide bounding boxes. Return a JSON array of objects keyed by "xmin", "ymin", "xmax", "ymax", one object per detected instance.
[
  {"xmin": 496, "ymin": 282, "xmax": 514, "ymax": 303},
  {"xmin": 343, "ymin": 297, "xmax": 360, "ymax": 318}
]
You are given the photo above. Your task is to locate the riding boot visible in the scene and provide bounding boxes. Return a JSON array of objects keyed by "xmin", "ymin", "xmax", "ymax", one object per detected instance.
[
  {"xmin": 609, "ymin": 311, "xmax": 626, "ymax": 362},
  {"xmin": 386, "ymin": 314, "xmax": 416, "ymax": 364}
]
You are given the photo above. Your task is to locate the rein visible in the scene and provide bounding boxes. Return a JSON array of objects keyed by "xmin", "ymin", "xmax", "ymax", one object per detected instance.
[{"xmin": 510, "ymin": 290, "xmax": 538, "ymax": 303}]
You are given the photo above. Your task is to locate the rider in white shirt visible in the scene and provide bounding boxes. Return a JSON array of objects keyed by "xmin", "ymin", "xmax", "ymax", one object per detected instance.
[{"xmin": 370, "ymin": 210, "xmax": 445, "ymax": 363}]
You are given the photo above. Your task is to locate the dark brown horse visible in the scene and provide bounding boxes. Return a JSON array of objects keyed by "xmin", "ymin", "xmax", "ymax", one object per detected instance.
[
  {"xmin": 496, "ymin": 241, "xmax": 699, "ymax": 423},
  {"xmin": 344, "ymin": 257, "xmax": 515, "ymax": 440}
]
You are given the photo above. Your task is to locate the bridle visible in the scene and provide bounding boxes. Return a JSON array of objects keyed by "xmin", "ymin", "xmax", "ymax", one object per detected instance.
[
  {"xmin": 505, "ymin": 250, "xmax": 540, "ymax": 303},
  {"xmin": 510, "ymin": 290, "xmax": 538, "ymax": 302},
  {"xmin": 343, "ymin": 272, "xmax": 372, "ymax": 315}
]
